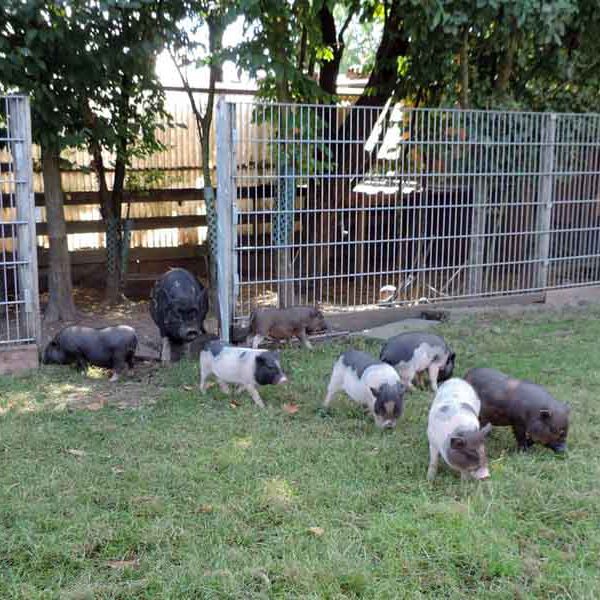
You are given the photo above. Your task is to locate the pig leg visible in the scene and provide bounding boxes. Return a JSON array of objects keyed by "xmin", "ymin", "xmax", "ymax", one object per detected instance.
[
  {"xmin": 323, "ymin": 364, "xmax": 343, "ymax": 407},
  {"xmin": 160, "ymin": 338, "xmax": 171, "ymax": 364},
  {"xmin": 251, "ymin": 335, "xmax": 264, "ymax": 349},
  {"xmin": 513, "ymin": 423, "xmax": 534, "ymax": 451},
  {"xmin": 298, "ymin": 329, "xmax": 313, "ymax": 350},
  {"xmin": 199, "ymin": 354, "xmax": 213, "ymax": 392},
  {"xmin": 427, "ymin": 444, "xmax": 440, "ymax": 481},
  {"xmin": 244, "ymin": 384, "xmax": 265, "ymax": 409},
  {"xmin": 110, "ymin": 352, "xmax": 128, "ymax": 382},
  {"xmin": 415, "ymin": 371, "xmax": 427, "ymax": 389},
  {"xmin": 427, "ymin": 363, "xmax": 441, "ymax": 392},
  {"xmin": 401, "ymin": 367, "xmax": 416, "ymax": 391},
  {"xmin": 75, "ymin": 356, "xmax": 88, "ymax": 375}
]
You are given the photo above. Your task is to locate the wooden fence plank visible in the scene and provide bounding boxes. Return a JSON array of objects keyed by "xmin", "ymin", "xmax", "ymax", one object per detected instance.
[
  {"xmin": 32, "ymin": 215, "xmax": 208, "ymax": 237},
  {"xmin": 28, "ymin": 184, "xmax": 308, "ymax": 207}
]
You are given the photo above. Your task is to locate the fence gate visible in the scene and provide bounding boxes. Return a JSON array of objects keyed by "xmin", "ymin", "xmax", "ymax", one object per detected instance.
[
  {"xmin": 215, "ymin": 98, "xmax": 600, "ymax": 337},
  {"xmin": 0, "ymin": 95, "xmax": 41, "ymax": 373}
]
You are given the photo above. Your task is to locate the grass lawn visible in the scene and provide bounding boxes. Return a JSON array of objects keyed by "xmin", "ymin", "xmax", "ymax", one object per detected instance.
[{"xmin": 1, "ymin": 307, "xmax": 599, "ymax": 599}]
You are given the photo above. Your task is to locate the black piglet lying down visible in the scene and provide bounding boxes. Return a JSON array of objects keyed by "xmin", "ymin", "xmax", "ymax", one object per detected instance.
[{"xmin": 42, "ymin": 325, "xmax": 138, "ymax": 381}]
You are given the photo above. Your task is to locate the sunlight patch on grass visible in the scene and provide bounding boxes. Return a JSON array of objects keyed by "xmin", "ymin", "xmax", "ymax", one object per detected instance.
[
  {"xmin": 233, "ymin": 436, "xmax": 253, "ymax": 449},
  {"xmin": 263, "ymin": 477, "xmax": 296, "ymax": 509}
]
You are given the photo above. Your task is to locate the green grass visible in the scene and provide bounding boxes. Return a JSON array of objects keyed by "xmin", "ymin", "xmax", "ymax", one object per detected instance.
[{"xmin": 1, "ymin": 307, "xmax": 599, "ymax": 599}]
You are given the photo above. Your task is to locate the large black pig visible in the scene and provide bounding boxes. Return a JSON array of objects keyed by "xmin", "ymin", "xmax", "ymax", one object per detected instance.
[
  {"xmin": 464, "ymin": 367, "xmax": 570, "ymax": 453},
  {"xmin": 150, "ymin": 268, "xmax": 209, "ymax": 363}
]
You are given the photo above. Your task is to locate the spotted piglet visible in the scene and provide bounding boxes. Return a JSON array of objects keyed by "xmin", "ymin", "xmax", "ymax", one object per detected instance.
[
  {"xmin": 323, "ymin": 349, "xmax": 406, "ymax": 429},
  {"xmin": 199, "ymin": 340, "xmax": 287, "ymax": 408},
  {"xmin": 380, "ymin": 332, "xmax": 455, "ymax": 392},
  {"xmin": 427, "ymin": 378, "xmax": 492, "ymax": 481}
]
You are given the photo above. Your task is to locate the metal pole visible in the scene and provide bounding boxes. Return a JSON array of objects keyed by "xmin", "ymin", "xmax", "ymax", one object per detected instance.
[
  {"xmin": 215, "ymin": 96, "xmax": 237, "ymax": 342},
  {"xmin": 535, "ymin": 113, "xmax": 557, "ymax": 289},
  {"xmin": 7, "ymin": 95, "xmax": 41, "ymax": 346}
]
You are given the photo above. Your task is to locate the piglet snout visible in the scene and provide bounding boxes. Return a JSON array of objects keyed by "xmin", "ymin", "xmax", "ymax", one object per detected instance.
[
  {"xmin": 277, "ymin": 374, "xmax": 288, "ymax": 384},
  {"xmin": 548, "ymin": 441, "xmax": 567, "ymax": 454},
  {"xmin": 473, "ymin": 466, "xmax": 490, "ymax": 480}
]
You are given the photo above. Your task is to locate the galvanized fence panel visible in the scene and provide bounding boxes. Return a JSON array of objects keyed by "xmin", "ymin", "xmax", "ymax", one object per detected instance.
[
  {"xmin": 0, "ymin": 95, "xmax": 40, "ymax": 346},
  {"xmin": 218, "ymin": 100, "xmax": 600, "ymax": 324}
]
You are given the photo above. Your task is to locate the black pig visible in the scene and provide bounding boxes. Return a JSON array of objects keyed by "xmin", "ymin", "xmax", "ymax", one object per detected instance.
[
  {"xmin": 464, "ymin": 367, "xmax": 570, "ymax": 453},
  {"xmin": 150, "ymin": 268, "xmax": 209, "ymax": 363},
  {"xmin": 42, "ymin": 325, "xmax": 137, "ymax": 381}
]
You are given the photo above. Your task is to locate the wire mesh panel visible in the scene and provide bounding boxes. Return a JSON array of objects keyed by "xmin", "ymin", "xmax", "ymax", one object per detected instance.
[
  {"xmin": 219, "ymin": 100, "xmax": 600, "ymax": 322},
  {"xmin": 0, "ymin": 95, "xmax": 40, "ymax": 346}
]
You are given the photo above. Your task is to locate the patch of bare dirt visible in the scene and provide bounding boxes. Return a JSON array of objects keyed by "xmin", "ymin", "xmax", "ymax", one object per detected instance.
[
  {"xmin": 41, "ymin": 288, "xmax": 161, "ymax": 359},
  {"xmin": 62, "ymin": 361, "xmax": 164, "ymax": 411}
]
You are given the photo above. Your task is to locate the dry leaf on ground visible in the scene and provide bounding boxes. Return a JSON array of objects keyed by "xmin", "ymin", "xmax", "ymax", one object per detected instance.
[
  {"xmin": 308, "ymin": 526, "xmax": 324, "ymax": 537},
  {"xmin": 106, "ymin": 558, "xmax": 139, "ymax": 570},
  {"xmin": 65, "ymin": 448, "xmax": 86, "ymax": 457},
  {"xmin": 282, "ymin": 403, "xmax": 300, "ymax": 415}
]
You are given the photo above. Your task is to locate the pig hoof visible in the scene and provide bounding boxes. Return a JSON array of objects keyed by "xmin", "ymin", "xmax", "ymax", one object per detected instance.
[{"xmin": 109, "ymin": 373, "xmax": 119, "ymax": 383}]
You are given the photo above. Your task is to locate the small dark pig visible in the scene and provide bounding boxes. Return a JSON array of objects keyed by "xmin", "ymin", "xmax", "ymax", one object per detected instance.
[
  {"xmin": 199, "ymin": 340, "xmax": 288, "ymax": 408},
  {"xmin": 42, "ymin": 325, "xmax": 137, "ymax": 381},
  {"xmin": 248, "ymin": 305, "xmax": 328, "ymax": 350},
  {"xmin": 380, "ymin": 331, "xmax": 455, "ymax": 392},
  {"xmin": 464, "ymin": 367, "xmax": 570, "ymax": 453},
  {"xmin": 427, "ymin": 378, "xmax": 492, "ymax": 481},
  {"xmin": 323, "ymin": 349, "xmax": 406, "ymax": 429},
  {"xmin": 150, "ymin": 268, "xmax": 209, "ymax": 363}
]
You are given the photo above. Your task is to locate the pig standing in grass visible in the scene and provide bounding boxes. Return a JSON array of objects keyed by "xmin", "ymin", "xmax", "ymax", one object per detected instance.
[
  {"xmin": 199, "ymin": 340, "xmax": 287, "ymax": 408},
  {"xmin": 42, "ymin": 325, "xmax": 137, "ymax": 382},
  {"xmin": 150, "ymin": 268, "xmax": 209, "ymax": 363},
  {"xmin": 465, "ymin": 367, "xmax": 570, "ymax": 453},
  {"xmin": 247, "ymin": 306, "xmax": 328, "ymax": 350},
  {"xmin": 323, "ymin": 349, "xmax": 406, "ymax": 429},
  {"xmin": 427, "ymin": 378, "xmax": 492, "ymax": 481},
  {"xmin": 380, "ymin": 332, "xmax": 455, "ymax": 392}
]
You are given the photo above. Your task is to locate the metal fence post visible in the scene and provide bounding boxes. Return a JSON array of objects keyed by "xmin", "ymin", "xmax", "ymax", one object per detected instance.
[
  {"xmin": 7, "ymin": 95, "xmax": 41, "ymax": 345},
  {"xmin": 216, "ymin": 96, "xmax": 237, "ymax": 342},
  {"xmin": 467, "ymin": 178, "xmax": 489, "ymax": 295},
  {"xmin": 535, "ymin": 113, "xmax": 557, "ymax": 289}
]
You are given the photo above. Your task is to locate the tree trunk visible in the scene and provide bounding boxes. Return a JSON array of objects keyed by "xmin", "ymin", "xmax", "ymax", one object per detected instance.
[
  {"xmin": 84, "ymin": 100, "xmax": 123, "ymax": 304},
  {"xmin": 337, "ymin": 2, "xmax": 408, "ymax": 178},
  {"xmin": 495, "ymin": 25, "xmax": 518, "ymax": 97},
  {"xmin": 459, "ymin": 28, "xmax": 469, "ymax": 109},
  {"xmin": 318, "ymin": 4, "xmax": 340, "ymax": 96},
  {"xmin": 41, "ymin": 144, "xmax": 77, "ymax": 323},
  {"xmin": 104, "ymin": 154, "xmax": 126, "ymax": 304}
]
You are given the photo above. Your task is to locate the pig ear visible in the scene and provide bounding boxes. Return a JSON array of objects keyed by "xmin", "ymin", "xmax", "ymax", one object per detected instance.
[
  {"xmin": 450, "ymin": 436, "xmax": 465, "ymax": 449},
  {"xmin": 481, "ymin": 423, "xmax": 492, "ymax": 436},
  {"xmin": 370, "ymin": 387, "xmax": 380, "ymax": 399},
  {"xmin": 540, "ymin": 409, "xmax": 552, "ymax": 420}
]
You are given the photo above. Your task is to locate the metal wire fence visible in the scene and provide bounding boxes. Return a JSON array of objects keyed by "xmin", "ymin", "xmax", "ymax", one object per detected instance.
[
  {"xmin": 0, "ymin": 95, "xmax": 40, "ymax": 346},
  {"xmin": 215, "ymin": 101, "xmax": 600, "ymax": 324}
]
